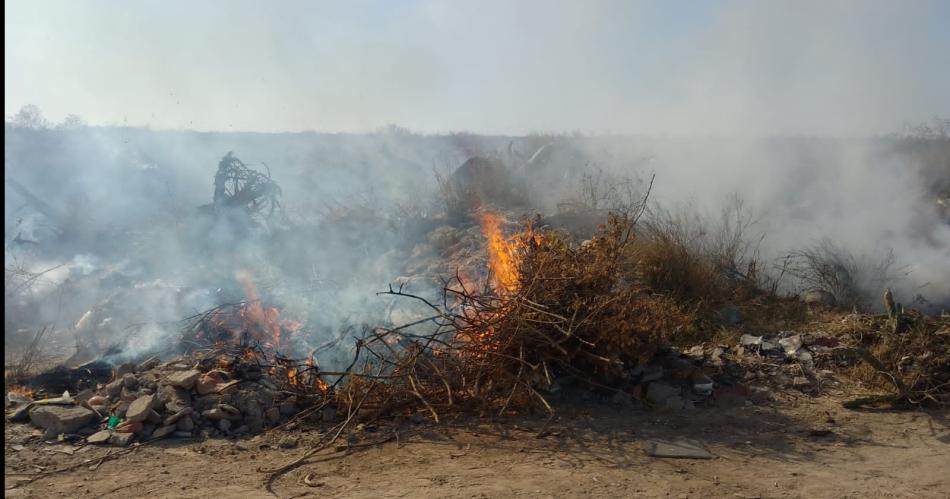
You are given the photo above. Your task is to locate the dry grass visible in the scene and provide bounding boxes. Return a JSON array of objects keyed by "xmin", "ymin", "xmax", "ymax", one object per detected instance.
[{"xmin": 326, "ymin": 214, "xmax": 696, "ymax": 419}]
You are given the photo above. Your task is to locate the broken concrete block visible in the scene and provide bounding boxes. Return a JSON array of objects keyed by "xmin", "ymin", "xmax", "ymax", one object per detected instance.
[
  {"xmin": 125, "ymin": 394, "xmax": 156, "ymax": 423},
  {"xmin": 28, "ymin": 405, "xmax": 97, "ymax": 438}
]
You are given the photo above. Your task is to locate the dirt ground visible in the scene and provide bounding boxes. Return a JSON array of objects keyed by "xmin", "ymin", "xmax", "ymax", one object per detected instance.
[{"xmin": 5, "ymin": 390, "xmax": 949, "ymax": 499}]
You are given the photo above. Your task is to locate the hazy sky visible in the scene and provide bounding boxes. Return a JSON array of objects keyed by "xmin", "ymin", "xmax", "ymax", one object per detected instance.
[{"xmin": 5, "ymin": 0, "xmax": 949, "ymax": 135}]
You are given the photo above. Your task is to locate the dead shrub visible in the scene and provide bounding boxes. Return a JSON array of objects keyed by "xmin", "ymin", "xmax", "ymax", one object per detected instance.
[
  {"xmin": 339, "ymin": 214, "xmax": 695, "ymax": 417},
  {"xmin": 787, "ymin": 239, "xmax": 905, "ymax": 310}
]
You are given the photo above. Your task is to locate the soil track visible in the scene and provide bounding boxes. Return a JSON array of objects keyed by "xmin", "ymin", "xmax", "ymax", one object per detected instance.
[{"xmin": 5, "ymin": 393, "xmax": 948, "ymax": 498}]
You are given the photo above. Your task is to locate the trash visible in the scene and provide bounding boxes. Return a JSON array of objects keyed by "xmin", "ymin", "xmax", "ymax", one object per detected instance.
[
  {"xmin": 692, "ymin": 377, "xmax": 714, "ymax": 397},
  {"xmin": 739, "ymin": 334, "xmax": 762, "ymax": 347},
  {"xmin": 645, "ymin": 438, "xmax": 713, "ymax": 459},
  {"xmin": 7, "ymin": 391, "xmax": 33, "ymax": 406},
  {"xmin": 106, "ymin": 415, "xmax": 122, "ymax": 429},
  {"xmin": 778, "ymin": 334, "xmax": 803, "ymax": 356}
]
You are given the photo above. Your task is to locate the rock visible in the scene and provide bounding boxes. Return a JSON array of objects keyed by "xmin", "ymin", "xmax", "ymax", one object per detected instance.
[
  {"xmin": 716, "ymin": 304, "xmax": 743, "ymax": 325},
  {"xmin": 233, "ymin": 425, "xmax": 249, "ymax": 435},
  {"xmin": 152, "ymin": 425, "xmax": 176, "ymax": 439},
  {"xmin": 87, "ymin": 430, "xmax": 112, "ymax": 445},
  {"xmin": 176, "ymin": 417, "xmax": 195, "ymax": 432},
  {"xmin": 137, "ymin": 357, "xmax": 161, "ymax": 371},
  {"xmin": 278, "ymin": 396, "xmax": 298, "ymax": 416},
  {"xmin": 218, "ymin": 419, "xmax": 231, "ymax": 432},
  {"xmin": 121, "ymin": 372, "xmax": 139, "ymax": 390},
  {"xmin": 279, "ymin": 436, "xmax": 298, "ymax": 449},
  {"xmin": 104, "ymin": 379, "xmax": 123, "ymax": 399},
  {"xmin": 278, "ymin": 401, "xmax": 297, "ymax": 416},
  {"xmin": 126, "ymin": 394, "xmax": 156, "ymax": 423},
  {"xmin": 87, "ymin": 395, "xmax": 108, "ymax": 407},
  {"xmin": 645, "ymin": 382, "xmax": 680, "ymax": 405},
  {"xmin": 116, "ymin": 363, "xmax": 137, "ymax": 379},
  {"xmin": 196, "ymin": 370, "xmax": 229, "ymax": 395},
  {"xmin": 801, "ymin": 289, "xmax": 836, "ymax": 307},
  {"xmin": 28, "ymin": 405, "xmax": 97, "ymax": 438},
  {"xmin": 194, "ymin": 395, "xmax": 222, "ymax": 412},
  {"xmin": 114, "ymin": 401, "xmax": 131, "ymax": 418},
  {"xmin": 166, "ymin": 369, "xmax": 202, "ymax": 390},
  {"xmin": 203, "ymin": 406, "xmax": 241, "ymax": 421},
  {"xmin": 109, "ymin": 432, "xmax": 134, "ymax": 446},
  {"xmin": 264, "ymin": 407, "xmax": 280, "ymax": 424},
  {"xmin": 172, "ymin": 431, "xmax": 192, "ymax": 438},
  {"xmin": 146, "ymin": 409, "xmax": 163, "ymax": 425},
  {"xmin": 115, "ymin": 420, "xmax": 143, "ymax": 433},
  {"xmin": 162, "ymin": 407, "xmax": 194, "ymax": 426},
  {"xmin": 219, "ymin": 403, "xmax": 241, "ymax": 418},
  {"xmin": 158, "ymin": 385, "xmax": 191, "ymax": 414},
  {"xmin": 78, "ymin": 426, "xmax": 98, "ymax": 436},
  {"xmin": 74, "ymin": 388, "xmax": 97, "ymax": 404},
  {"xmin": 120, "ymin": 387, "xmax": 140, "ymax": 402},
  {"xmin": 243, "ymin": 400, "xmax": 264, "ymax": 434}
]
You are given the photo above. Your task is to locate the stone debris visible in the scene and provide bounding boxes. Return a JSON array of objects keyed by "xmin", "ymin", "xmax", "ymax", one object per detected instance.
[
  {"xmin": 27, "ymin": 405, "xmax": 97, "ymax": 439},
  {"xmin": 86, "ymin": 430, "xmax": 112, "ymax": 445},
  {"xmin": 166, "ymin": 369, "xmax": 202, "ymax": 390},
  {"xmin": 109, "ymin": 432, "xmax": 135, "ymax": 447},
  {"xmin": 125, "ymin": 394, "xmax": 156, "ymax": 423},
  {"xmin": 152, "ymin": 424, "xmax": 177, "ymax": 439}
]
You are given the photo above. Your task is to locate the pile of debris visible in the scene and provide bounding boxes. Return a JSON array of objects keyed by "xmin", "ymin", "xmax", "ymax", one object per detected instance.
[{"xmin": 6, "ymin": 351, "xmax": 326, "ymax": 447}]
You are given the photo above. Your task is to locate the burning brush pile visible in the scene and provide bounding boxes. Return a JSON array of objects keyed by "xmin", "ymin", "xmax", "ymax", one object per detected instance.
[
  {"xmin": 7, "ymin": 207, "xmax": 947, "ymax": 451},
  {"xmin": 329, "ymin": 212, "xmax": 697, "ymax": 419}
]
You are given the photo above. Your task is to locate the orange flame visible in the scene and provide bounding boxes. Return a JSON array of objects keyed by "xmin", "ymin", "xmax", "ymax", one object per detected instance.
[
  {"xmin": 478, "ymin": 212, "xmax": 520, "ymax": 294},
  {"xmin": 7, "ymin": 384, "xmax": 35, "ymax": 399},
  {"xmin": 236, "ymin": 269, "xmax": 282, "ymax": 348}
]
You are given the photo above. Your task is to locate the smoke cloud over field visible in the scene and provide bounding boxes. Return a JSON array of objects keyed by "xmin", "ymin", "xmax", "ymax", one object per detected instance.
[{"xmin": 4, "ymin": 1, "xmax": 949, "ymax": 365}]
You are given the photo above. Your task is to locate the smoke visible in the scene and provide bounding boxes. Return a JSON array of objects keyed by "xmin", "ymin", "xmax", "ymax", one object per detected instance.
[{"xmin": 4, "ymin": 1, "xmax": 949, "ymax": 366}]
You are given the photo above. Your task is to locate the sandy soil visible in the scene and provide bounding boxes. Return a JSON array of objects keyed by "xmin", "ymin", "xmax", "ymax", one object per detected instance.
[{"xmin": 5, "ymin": 391, "xmax": 949, "ymax": 499}]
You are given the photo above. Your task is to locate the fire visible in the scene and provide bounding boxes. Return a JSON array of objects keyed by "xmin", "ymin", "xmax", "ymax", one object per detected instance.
[
  {"xmin": 7, "ymin": 384, "xmax": 34, "ymax": 399},
  {"xmin": 236, "ymin": 270, "xmax": 283, "ymax": 348},
  {"xmin": 478, "ymin": 212, "xmax": 520, "ymax": 294}
]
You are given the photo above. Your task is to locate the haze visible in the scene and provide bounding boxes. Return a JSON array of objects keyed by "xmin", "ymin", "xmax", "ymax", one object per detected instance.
[{"xmin": 6, "ymin": 0, "xmax": 950, "ymax": 135}]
